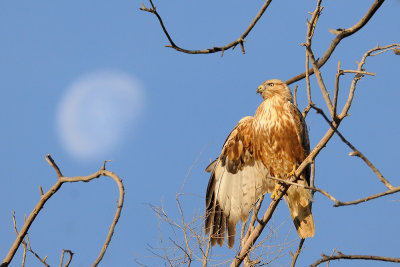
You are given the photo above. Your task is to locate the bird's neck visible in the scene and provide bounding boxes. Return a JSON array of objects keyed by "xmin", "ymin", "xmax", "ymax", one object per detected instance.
[{"xmin": 254, "ymin": 96, "xmax": 287, "ymax": 122}]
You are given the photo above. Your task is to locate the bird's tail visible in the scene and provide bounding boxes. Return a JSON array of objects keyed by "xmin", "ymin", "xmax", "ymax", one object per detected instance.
[{"xmin": 284, "ymin": 180, "xmax": 315, "ymax": 238}]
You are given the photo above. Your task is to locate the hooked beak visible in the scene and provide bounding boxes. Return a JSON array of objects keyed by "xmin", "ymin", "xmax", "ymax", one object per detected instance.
[{"xmin": 256, "ymin": 85, "xmax": 264, "ymax": 94}]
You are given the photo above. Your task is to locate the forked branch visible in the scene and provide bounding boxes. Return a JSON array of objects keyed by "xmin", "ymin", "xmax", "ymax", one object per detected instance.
[
  {"xmin": 286, "ymin": 0, "xmax": 385, "ymax": 85},
  {"xmin": 310, "ymin": 251, "xmax": 400, "ymax": 266},
  {"xmin": 1, "ymin": 155, "xmax": 124, "ymax": 267},
  {"xmin": 140, "ymin": 0, "xmax": 273, "ymax": 55}
]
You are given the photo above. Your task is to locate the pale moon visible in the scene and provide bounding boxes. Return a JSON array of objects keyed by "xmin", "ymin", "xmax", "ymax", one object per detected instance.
[{"xmin": 57, "ymin": 71, "xmax": 144, "ymax": 161}]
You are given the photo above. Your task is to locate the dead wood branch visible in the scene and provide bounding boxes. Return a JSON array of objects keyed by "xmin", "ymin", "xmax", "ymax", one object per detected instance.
[
  {"xmin": 59, "ymin": 249, "xmax": 74, "ymax": 267},
  {"xmin": 1, "ymin": 154, "xmax": 124, "ymax": 267},
  {"xmin": 290, "ymin": 239, "xmax": 305, "ymax": 267},
  {"xmin": 310, "ymin": 251, "xmax": 400, "ymax": 266},
  {"xmin": 140, "ymin": 0, "xmax": 272, "ymax": 55},
  {"xmin": 286, "ymin": 0, "xmax": 385, "ymax": 85}
]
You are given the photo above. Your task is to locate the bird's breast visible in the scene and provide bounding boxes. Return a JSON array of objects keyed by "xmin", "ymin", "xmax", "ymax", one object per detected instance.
[{"xmin": 253, "ymin": 100, "xmax": 303, "ymax": 177}]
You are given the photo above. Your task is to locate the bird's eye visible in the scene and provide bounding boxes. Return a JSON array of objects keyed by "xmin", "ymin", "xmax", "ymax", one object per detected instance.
[{"xmin": 267, "ymin": 82, "xmax": 274, "ymax": 87}]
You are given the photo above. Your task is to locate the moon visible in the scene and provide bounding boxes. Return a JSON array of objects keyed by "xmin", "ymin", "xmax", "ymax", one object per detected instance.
[{"xmin": 56, "ymin": 70, "xmax": 144, "ymax": 161}]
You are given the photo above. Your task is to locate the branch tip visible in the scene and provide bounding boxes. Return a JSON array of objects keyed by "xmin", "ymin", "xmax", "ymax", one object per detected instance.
[
  {"xmin": 45, "ymin": 154, "xmax": 63, "ymax": 178},
  {"xmin": 102, "ymin": 160, "xmax": 112, "ymax": 170},
  {"xmin": 141, "ymin": 0, "xmax": 273, "ymax": 54}
]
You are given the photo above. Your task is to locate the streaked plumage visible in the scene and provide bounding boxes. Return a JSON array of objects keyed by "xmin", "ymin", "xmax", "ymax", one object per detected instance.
[{"xmin": 205, "ymin": 79, "xmax": 315, "ymax": 248}]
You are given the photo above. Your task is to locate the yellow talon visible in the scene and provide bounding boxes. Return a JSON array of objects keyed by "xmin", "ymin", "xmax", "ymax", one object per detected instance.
[
  {"xmin": 270, "ymin": 182, "xmax": 281, "ymax": 200},
  {"xmin": 271, "ymin": 164, "xmax": 298, "ymax": 200},
  {"xmin": 286, "ymin": 164, "xmax": 297, "ymax": 178}
]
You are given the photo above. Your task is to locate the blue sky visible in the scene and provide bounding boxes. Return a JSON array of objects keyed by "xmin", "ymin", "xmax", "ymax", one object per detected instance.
[{"xmin": 0, "ymin": 1, "xmax": 399, "ymax": 266}]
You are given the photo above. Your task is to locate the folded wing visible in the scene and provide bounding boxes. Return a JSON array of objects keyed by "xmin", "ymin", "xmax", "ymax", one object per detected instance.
[{"xmin": 205, "ymin": 116, "xmax": 274, "ymax": 248}]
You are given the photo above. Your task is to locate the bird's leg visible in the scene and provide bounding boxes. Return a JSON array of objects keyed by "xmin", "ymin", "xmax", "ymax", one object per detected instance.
[
  {"xmin": 270, "ymin": 182, "xmax": 282, "ymax": 200},
  {"xmin": 286, "ymin": 163, "xmax": 298, "ymax": 179},
  {"xmin": 271, "ymin": 164, "xmax": 298, "ymax": 200}
]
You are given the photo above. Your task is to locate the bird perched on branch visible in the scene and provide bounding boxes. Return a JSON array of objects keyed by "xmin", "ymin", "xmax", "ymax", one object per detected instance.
[{"xmin": 205, "ymin": 79, "xmax": 315, "ymax": 248}]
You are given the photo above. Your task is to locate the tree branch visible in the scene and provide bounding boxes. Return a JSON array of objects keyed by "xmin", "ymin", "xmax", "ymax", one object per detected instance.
[
  {"xmin": 59, "ymin": 249, "xmax": 74, "ymax": 267},
  {"xmin": 1, "ymin": 155, "xmax": 124, "ymax": 267},
  {"xmin": 286, "ymin": 0, "xmax": 385, "ymax": 85},
  {"xmin": 290, "ymin": 238, "xmax": 305, "ymax": 267},
  {"xmin": 310, "ymin": 251, "xmax": 400, "ymax": 266},
  {"xmin": 312, "ymin": 105, "xmax": 393, "ymax": 189},
  {"xmin": 334, "ymin": 186, "xmax": 400, "ymax": 207},
  {"xmin": 140, "ymin": 0, "xmax": 273, "ymax": 54}
]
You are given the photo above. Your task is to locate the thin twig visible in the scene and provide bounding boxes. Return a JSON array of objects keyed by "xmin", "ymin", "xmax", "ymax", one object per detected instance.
[
  {"xmin": 63, "ymin": 250, "xmax": 73, "ymax": 267},
  {"xmin": 140, "ymin": 0, "xmax": 273, "ymax": 54},
  {"xmin": 26, "ymin": 235, "xmax": 50, "ymax": 267},
  {"xmin": 1, "ymin": 155, "xmax": 124, "ymax": 267},
  {"xmin": 335, "ymin": 186, "xmax": 400, "ymax": 207},
  {"xmin": 311, "ymin": 105, "xmax": 393, "ymax": 189},
  {"xmin": 12, "ymin": 212, "xmax": 27, "ymax": 267},
  {"xmin": 341, "ymin": 69, "xmax": 375, "ymax": 76},
  {"xmin": 310, "ymin": 161, "xmax": 316, "ymax": 199},
  {"xmin": 293, "ymin": 85, "xmax": 298, "ymax": 108},
  {"xmin": 59, "ymin": 249, "xmax": 74, "ymax": 267},
  {"xmin": 202, "ymin": 231, "xmax": 211, "ymax": 267},
  {"xmin": 45, "ymin": 154, "xmax": 63, "ymax": 178},
  {"xmin": 310, "ymin": 251, "xmax": 400, "ymax": 266},
  {"xmin": 333, "ymin": 61, "xmax": 341, "ymax": 117},
  {"xmin": 243, "ymin": 195, "xmax": 265, "ymax": 243},
  {"xmin": 286, "ymin": 0, "xmax": 385, "ymax": 85},
  {"xmin": 306, "ymin": 45, "xmax": 334, "ymax": 118},
  {"xmin": 12, "ymin": 212, "xmax": 49, "ymax": 267},
  {"xmin": 338, "ymin": 44, "xmax": 399, "ymax": 121},
  {"xmin": 267, "ymin": 167, "xmax": 400, "ymax": 208},
  {"xmin": 267, "ymin": 176, "xmax": 339, "ymax": 205},
  {"xmin": 290, "ymin": 239, "xmax": 305, "ymax": 267},
  {"xmin": 302, "ymin": 0, "xmax": 321, "ymax": 118}
]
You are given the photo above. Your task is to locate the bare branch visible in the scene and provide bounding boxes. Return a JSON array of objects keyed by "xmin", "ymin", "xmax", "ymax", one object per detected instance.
[
  {"xmin": 267, "ymin": 168, "xmax": 400, "ymax": 208},
  {"xmin": 12, "ymin": 212, "xmax": 27, "ymax": 267},
  {"xmin": 45, "ymin": 154, "xmax": 63, "ymax": 178},
  {"xmin": 306, "ymin": 45, "xmax": 334, "ymax": 118},
  {"xmin": 310, "ymin": 251, "xmax": 400, "ymax": 266},
  {"xmin": 302, "ymin": 0, "xmax": 321, "ymax": 118},
  {"xmin": 243, "ymin": 195, "xmax": 264, "ymax": 244},
  {"xmin": 335, "ymin": 186, "xmax": 400, "ymax": 207},
  {"xmin": 310, "ymin": 161, "xmax": 316, "ymax": 198},
  {"xmin": 1, "ymin": 155, "xmax": 124, "ymax": 267},
  {"xmin": 91, "ymin": 169, "xmax": 124, "ymax": 267},
  {"xmin": 333, "ymin": 61, "xmax": 341, "ymax": 117},
  {"xmin": 338, "ymin": 44, "xmax": 400, "ymax": 121},
  {"xmin": 293, "ymin": 85, "xmax": 298, "ymax": 107},
  {"xmin": 290, "ymin": 239, "xmax": 305, "ymax": 267},
  {"xmin": 286, "ymin": 0, "xmax": 385, "ymax": 85},
  {"xmin": 267, "ymin": 176, "xmax": 340, "ymax": 205},
  {"xmin": 59, "ymin": 249, "xmax": 74, "ymax": 267},
  {"xmin": 12, "ymin": 212, "xmax": 50, "ymax": 267},
  {"xmin": 311, "ymin": 105, "xmax": 393, "ymax": 189},
  {"xmin": 140, "ymin": 0, "xmax": 273, "ymax": 54}
]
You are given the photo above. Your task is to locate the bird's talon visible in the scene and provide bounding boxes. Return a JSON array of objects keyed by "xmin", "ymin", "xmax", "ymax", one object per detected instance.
[
  {"xmin": 271, "ymin": 182, "xmax": 281, "ymax": 200},
  {"xmin": 286, "ymin": 164, "xmax": 297, "ymax": 178}
]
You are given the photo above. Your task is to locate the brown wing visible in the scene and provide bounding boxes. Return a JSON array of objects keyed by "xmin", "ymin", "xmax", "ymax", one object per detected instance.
[
  {"xmin": 285, "ymin": 102, "xmax": 315, "ymax": 238},
  {"xmin": 288, "ymin": 103, "xmax": 311, "ymax": 183},
  {"xmin": 205, "ymin": 116, "xmax": 274, "ymax": 248}
]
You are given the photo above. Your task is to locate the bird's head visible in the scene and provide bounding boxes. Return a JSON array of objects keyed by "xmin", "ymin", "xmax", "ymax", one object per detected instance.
[{"xmin": 256, "ymin": 79, "xmax": 293, "ymax": 101}]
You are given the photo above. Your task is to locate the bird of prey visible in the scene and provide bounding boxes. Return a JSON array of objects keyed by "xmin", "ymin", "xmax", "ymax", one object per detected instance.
[{"xmin": 205, "ymin": 79, "xmax": 315, "ymax": 248}]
